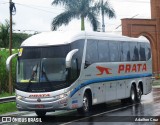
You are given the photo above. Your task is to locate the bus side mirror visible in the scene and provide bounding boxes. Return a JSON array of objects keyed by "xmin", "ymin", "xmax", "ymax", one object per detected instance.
[
  {"xmin": 66, "ymin": 49, "xmax": 78, "ymax": 68},
  {"xmin": 6, "ymin": 53, "xmax": 18, "ymax": 71}
]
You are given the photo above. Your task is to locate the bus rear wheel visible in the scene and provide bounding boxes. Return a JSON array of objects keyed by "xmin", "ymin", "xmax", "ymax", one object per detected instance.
[
  {"xmin": 35, "ymin": 111, "xmax": 46, "ymax": 116},
  {"xmin": 136, "ymin": 85, "xmax": 142, "ymax": 103},
  {"xmin": 129, "ymin": 85, "xmax": 136, "ymax": 104},
  {"xmin": 77, "ymin": 93, "xmax": 92, "ymax": 114}
]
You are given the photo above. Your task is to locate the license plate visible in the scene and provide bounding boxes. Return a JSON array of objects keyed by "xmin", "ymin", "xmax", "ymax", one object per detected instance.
[{"xmin": 35, "ymin": 105, "xmax": 44, "ymax": 108}]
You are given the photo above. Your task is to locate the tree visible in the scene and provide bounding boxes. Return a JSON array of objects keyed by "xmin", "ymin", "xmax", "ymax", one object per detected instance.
[
  {"xmin": 95, "ymin": 0, "xmax": 116, "ymax": 32},
  {"xmin": 0, "ymin": 20, "xmax": 10, "ymax": 48},
  {"xmin": 51, "ymin": 0, "xmax": 100, "ymax": 31},
  {"xmin": 12, "ymin": 33, "xmax": 31, "ymax": 48}
]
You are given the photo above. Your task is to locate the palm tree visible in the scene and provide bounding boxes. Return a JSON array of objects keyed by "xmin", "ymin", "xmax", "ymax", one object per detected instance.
[
  {"xmin": 51, "ymin": 0, "xmax": 99, "ymax": 31},
  {"xmin": 95, "ymin": 0, "xmax": 116, "ymax": 32},
  {"xmin": 0, "ymin": 20, "xmax": 10, "ymax": 48}
]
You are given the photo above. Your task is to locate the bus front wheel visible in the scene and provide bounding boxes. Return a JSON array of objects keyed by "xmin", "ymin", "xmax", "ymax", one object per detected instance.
[
  {"xmin": 77, "ymin": 92, "xmax": 92, "ymax": 114},
  {"xmin": 35, "ymin": 111, "xmax": 46, "ymax": 116}
]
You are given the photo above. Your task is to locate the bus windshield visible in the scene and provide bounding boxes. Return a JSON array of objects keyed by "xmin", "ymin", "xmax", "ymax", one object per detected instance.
[
  {"xmin": 16, "ymin": 45, "xmax": 71, "ymax": 92},
  {"xmin": 17, "ymin": 58, "xmax": 67, "ymax": 83}
]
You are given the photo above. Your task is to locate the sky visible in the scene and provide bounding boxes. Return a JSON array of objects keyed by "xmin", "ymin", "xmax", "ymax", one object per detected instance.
[{"xmin": 0, "ymin": 0, "xmax": 151, "ymax": 34}]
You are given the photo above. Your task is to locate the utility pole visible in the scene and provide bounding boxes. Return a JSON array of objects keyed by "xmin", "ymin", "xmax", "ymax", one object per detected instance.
[
  {"xmin": 9, "ymin": 0, "xmax": 13, "ymax": 94},
  {"xmin": 8, "ymin": 1, "xmax": 16, "ymax": 94}
]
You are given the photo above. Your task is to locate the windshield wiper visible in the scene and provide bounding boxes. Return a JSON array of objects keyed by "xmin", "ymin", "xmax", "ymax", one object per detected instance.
[
  {"xmin": 26, "ymin": 64, "xmax": 38, "ymax": 91},
  {"xmin": 26, "ymin": 72, "xmax": 35, "ymax": 91}
]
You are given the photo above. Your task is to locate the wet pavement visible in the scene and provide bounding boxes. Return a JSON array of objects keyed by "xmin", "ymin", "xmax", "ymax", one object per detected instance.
[{"xmin": 1, "ymin": 87, "xmax": 160, "ymax": 125}]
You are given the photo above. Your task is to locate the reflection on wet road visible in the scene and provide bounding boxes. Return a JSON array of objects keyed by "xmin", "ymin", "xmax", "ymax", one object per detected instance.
[
  {"xmin": 1, "ymin": 88, "xmax": 160, "ymax": 125},
  {"xmin": 61, "ymin": 88, "xmax": 160, "ymax": 125}
]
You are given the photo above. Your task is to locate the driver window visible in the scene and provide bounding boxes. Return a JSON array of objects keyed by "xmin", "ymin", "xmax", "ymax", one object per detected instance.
[
  {"xmin": 70, "ymin": 59, "xmax": 78, "ymax": 82},
  {"xmin": 71, "ymin": 39, "xmax": 85, "ymax": 78},
  {"xmin": 85, "ymin": 40, "xmax": 98, "ymax": 67}
]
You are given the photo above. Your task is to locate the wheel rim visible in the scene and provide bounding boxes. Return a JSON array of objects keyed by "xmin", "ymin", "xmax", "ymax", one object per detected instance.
[
  {"xmin": 83, "ymin": 95, "xmax": 88, "ymax": 111},
  {"xmin": 137, "ymin": 87, "xmax": 142, "ymax": 100},
  {"xmin": 131, "ymin": 88, "xmax": 135, "ymax": 101}
]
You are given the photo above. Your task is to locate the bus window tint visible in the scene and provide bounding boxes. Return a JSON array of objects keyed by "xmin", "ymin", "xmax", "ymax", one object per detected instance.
[
  {"xmin": 121, "ymin": 42, "xmax": 130, "ymax": 61},
  {"xmin": 86, "ymin": 40, "xmax": 98, "ymax": 65},
  {"xmin": 98, "ymin": 41, "xmax": 110, "ymax": 62},
  {"xmin": 71, "ymin": 40, "xmax": 84, "ymax": 70},
  {"xmin": 138, "ymin": 43, "xmax": 146, "ymax": 61},
  {"xmin": 109, "ymin": 41, "xmax": 119, "ymax": 62},
  {"xmin": 42, "ymin": 58, "xmax": 66, "ymax": 81},
  {"xmin": 145, "ymin": 43, "xmax": 151, "ymax": 60},
  {"xmin": 130, "ymin": 43, "xmax": 139, "ymax": 61}
]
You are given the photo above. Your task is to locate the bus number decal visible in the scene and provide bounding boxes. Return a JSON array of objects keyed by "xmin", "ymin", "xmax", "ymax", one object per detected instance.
[{"xmin": 18, "ymin": 48, "xmax": 23, "ymax": 56}]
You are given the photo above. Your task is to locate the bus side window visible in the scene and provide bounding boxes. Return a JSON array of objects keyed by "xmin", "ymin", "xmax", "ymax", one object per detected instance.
[
  {"xmin": 85, "ymin": 40, "xmax": 98, "ymax": 67},
  {"xmin": 109, "ymin": 41, "xmax": 119, "ymax": 62},
  {"xmin": 121, "ymin": 42, "xmax": 130, "ymax": 61},
  {"xmin": 138, "ymin": 42, "xmax": 146, "ymax": 61},
  {"xmin": 130, "ymin": 42, "xmax": 139, "ymax": 61},
  {"xmin": 145, "ymin": 43, "xmax": 151, "ymax": 60},
  {"xmin": 97, "ymin": 40, "xmax": 110, "ymax": 62}
]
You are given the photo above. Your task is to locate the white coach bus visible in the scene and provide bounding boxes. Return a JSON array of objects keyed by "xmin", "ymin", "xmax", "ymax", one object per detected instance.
[{"xmin": 6, "ymin": 31, "xmax": 152, "ymax": 116}]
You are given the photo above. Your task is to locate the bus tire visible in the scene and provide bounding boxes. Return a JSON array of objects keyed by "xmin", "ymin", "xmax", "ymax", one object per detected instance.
[
  {"xmin": 35, "ymin": 111, "xmax": 46, "ymax": 116},
  {"xmin": 129, "ymin": 85, "xmax": 136, "ymax": 104},
  {"xmin": 77, "ymin": 92, "xmax": 92, "ymax": 114},
  {"xmin": 136, "ymin": 85, "xmax": 142, "ymax": 103}
]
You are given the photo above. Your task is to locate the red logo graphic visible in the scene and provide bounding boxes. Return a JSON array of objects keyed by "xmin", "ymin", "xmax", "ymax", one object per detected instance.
[
  {"xmin": 29, "ymin": 94, "xmax": 50, "ymax": 98},
  {"xmin": 96, "ymin": 66, "xmax": 112, "ymax": 76},
  {"xmin": 118, "ymin": 63, "xmax": 147, "ymax": 74}
]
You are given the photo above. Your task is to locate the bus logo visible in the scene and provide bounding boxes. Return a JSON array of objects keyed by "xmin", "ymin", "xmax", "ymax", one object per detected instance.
[
  {"xmin": 29, "ymin": 94, "xmax": 50, "ymax": 98},
  {"xmin": 96, "ymin": 66, "xmax": 112, "ymax": 76},
  {"xmin": 118, "ymin": 63, "xmax": 147, "ymax": 73}
]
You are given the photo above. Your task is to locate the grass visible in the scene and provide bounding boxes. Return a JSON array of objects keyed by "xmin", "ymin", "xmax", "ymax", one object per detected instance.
[
  {"xmin": 152, "ymin": 79, "xmax": 160, "ymax": 86},
  {"xmin": 0, "ymin": 92, "xmax": 15, "ymax": 98},
  {"xmin": 153, "ymin": 82, "xmax": 160, "ymax": 86},
  {"xmin": 0, "ymin": 102, "xmax": 17, "ymax": 115},
  {"xmin": 0, "ymin": 93, "xmax": 17, "ymax": 114}
]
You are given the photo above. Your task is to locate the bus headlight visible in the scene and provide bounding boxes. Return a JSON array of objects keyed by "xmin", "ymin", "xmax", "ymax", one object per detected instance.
[
  {"xmin": 54, "ymin": 91, "xmax": 71, "ymax": 100},
  {"xmin": 16, "ymin": 95, "xmax": 24, "ymax": 100}
]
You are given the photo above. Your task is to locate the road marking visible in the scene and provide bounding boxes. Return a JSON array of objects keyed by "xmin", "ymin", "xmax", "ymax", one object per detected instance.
[
  {"xmin": 60, "ymin": 103, "xmax": 137, "ymax": 125},
  {"xmin": 61, "ymin": 94, "xmax": 160, "ymax": 125}
]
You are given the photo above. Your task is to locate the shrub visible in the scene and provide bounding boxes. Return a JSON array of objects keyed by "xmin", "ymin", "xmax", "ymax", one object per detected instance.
[{"xmin": 0, "ymin": 49, "xmax": 18, "ymax": 93}]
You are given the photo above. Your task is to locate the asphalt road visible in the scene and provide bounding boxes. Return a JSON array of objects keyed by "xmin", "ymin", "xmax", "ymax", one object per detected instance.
[{"xmin": 1, "ymin": 87, "xmax": 160, "ymax": 125}]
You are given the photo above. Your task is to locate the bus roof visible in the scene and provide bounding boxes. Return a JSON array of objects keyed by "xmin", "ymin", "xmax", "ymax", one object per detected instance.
[{"xmin": 21, "ymin": 31, "xmax": 149, "ymax": 47}]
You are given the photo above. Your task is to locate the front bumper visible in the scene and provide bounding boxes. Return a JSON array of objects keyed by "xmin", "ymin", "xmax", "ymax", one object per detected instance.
[{"xmin": 16, "ymin": 97, "xmax": 70, "ymax": 111}]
